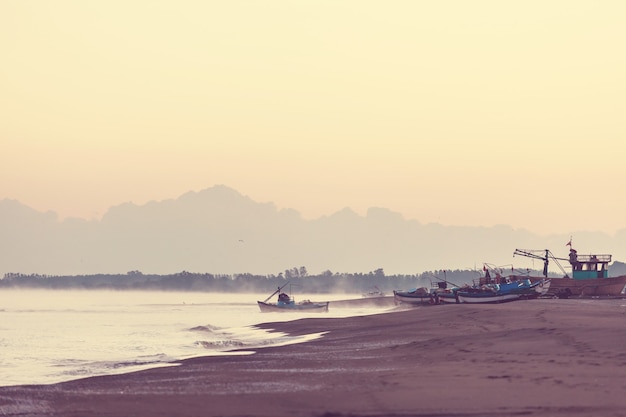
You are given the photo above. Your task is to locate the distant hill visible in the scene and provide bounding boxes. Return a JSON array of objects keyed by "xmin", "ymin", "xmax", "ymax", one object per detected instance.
[{"xmin": 2, "ymin": 185, "xmax": 626, "ymax": 277}]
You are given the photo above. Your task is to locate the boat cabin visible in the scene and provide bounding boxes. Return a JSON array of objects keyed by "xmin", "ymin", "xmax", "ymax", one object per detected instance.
[
  {"xmin": 277, "ymin": 292, "xmax": 293, "ymax": 304},
  {"xmin": 568, "ymin": 249, "xmax": 611, "ymax": 279}
]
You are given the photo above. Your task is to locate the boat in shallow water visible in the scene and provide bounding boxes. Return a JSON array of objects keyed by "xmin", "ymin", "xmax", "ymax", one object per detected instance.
[
  {"xmin": 257, "ymin": 298, "xmax": 330, "ymax": 312},
  {"xmin": 257, "ymin": 283, "xmax": 329, "ymax": 312},
  {"xmin": 362, "ymin": 286, "xmax": 386, "ymax": 298}
]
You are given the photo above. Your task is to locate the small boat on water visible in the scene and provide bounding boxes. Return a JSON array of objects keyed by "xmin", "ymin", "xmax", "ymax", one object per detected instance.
[
  {"xmin": 514, "ymin": 246, "xmax": 626, "ymax": 297},
  {"xmin": 257, "ymin": 283, "xmax": 329, "ymax": 313},
  {"xmin": 362, "ymin": 286, "xmax": 386, "ymax": 298}
]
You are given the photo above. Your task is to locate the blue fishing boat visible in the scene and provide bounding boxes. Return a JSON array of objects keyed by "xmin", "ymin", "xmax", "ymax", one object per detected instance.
[{"xmin": 456, "ymin": 278, "xmax": 547, "ymax": 304}]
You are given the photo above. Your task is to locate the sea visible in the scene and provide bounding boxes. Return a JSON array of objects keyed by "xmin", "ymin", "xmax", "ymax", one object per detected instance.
[{"xmin": 0, "ymin": 289, "xmax": 393, "ymax": 387}]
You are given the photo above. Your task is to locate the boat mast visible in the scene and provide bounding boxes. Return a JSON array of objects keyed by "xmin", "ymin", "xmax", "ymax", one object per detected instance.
[
  {"xmin": 263, "ymin": 281, "xmax": 290, "ymax": 303},
  {"xmin": 513, "ymin": 249, "xmax": 569, "ymax": 278}
]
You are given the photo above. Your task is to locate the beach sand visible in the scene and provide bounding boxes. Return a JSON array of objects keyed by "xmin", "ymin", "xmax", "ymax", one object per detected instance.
[{"xmin": 1, "ymin": 299, "xmax": 625, "ymax": 417}]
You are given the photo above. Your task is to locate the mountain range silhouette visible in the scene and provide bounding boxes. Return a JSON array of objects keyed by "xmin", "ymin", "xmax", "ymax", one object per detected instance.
[{"xmin": 2, "ymin": 185, "xmax": 625, "ymax": 276}]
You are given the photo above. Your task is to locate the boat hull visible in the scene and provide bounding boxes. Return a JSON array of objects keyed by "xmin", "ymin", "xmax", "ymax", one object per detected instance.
[
  {"xmin": 257, "ymin": 300, "xmax": 329, "ymax": 313},
  {"xmin": 456, "ymin": 279, "xmax": 546, "ymax": 304},
  {"xmin": 393, "ymin": 290, "xmax": 438, "ymax": 305},
  {"xmin": 437, "ymin": 292, "xmax": 459, "ymax": 304},
  {"xmin": 457, "ymin": 292, "xmax": 522, "ymax": 304},
  {"xmin": 527, "ymin": 275, "xmax": 626, "ymax": 297}
]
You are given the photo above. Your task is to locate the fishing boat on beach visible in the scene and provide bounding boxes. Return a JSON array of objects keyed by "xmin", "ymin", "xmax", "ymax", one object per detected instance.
[
  {"xmin": 432, "ymin": 281, "xmax": 461, "ymax": 304},
  {"xmin": 393, "ymin": 287, "xmax": 438, "ymax": 305},
  {"xmin": 514, "ymin": 245, "xmax": 626, "ymax": 297},
  {"xmin": 393, "ymin": 281, "xmax": 459, "ymax": 305},
  {"xmin": 436, "ymin": 291, "xmax": 459, "ymax": 304},
  {"xmin": 456, "ymin": 279, "xmax": 547, "ymax": 304},
  {"xmin": 257, "ymin": 283, "xmax": 329, "ymax": 313}
]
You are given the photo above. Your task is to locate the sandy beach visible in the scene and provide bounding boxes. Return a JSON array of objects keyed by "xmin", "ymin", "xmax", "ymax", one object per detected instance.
[{"xmin": 1, "ymin": 298, "xmax": 625, "ymax": 417}]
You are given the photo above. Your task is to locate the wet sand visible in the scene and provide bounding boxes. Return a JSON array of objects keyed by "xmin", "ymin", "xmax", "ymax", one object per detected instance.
[{"xmin": 1, "ymin": 299, "xmax": 626, "ymax": 417}]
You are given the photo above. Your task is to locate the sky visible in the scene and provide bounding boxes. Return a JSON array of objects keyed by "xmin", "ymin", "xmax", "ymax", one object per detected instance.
[{"xmin": 2, "ymin": 1, "xmax": 626, "ymax": 236}]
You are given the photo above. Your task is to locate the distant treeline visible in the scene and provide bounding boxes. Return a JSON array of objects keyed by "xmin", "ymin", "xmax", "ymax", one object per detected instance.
[{"xmin": 0, "ymin": 266, "xmax": 564, "ymax": 293}]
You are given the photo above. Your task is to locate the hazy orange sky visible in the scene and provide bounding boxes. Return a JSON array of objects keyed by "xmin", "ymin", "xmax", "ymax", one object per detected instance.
[{"xmin": 2, "ymin": 1, "xmax": 625, "ymax": 235}]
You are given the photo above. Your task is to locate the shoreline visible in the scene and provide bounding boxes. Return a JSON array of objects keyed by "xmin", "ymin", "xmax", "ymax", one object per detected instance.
[
  {"xmin": 1, "ymin": 299, "xmax": 625, "ymax": 416},
  {"xmin": 0, "ymin": 292, "xmax": 396, "ymax": 388}
]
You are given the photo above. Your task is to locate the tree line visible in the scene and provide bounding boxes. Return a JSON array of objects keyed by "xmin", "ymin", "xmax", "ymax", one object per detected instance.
[{"xmin": 0, "ymin": 266, "xmax": 551, "ymax": 294}]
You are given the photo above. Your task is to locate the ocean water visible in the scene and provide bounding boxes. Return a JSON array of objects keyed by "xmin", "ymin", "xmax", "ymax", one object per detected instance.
[{"xmin": 0, "ymin": 289, "xmax": 392, "ymax": 387}]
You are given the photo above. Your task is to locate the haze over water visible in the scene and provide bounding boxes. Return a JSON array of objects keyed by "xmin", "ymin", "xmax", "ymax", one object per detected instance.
[{"xmin": 0, "ymin": 289, "xmax": 392, "ymax": 387}]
